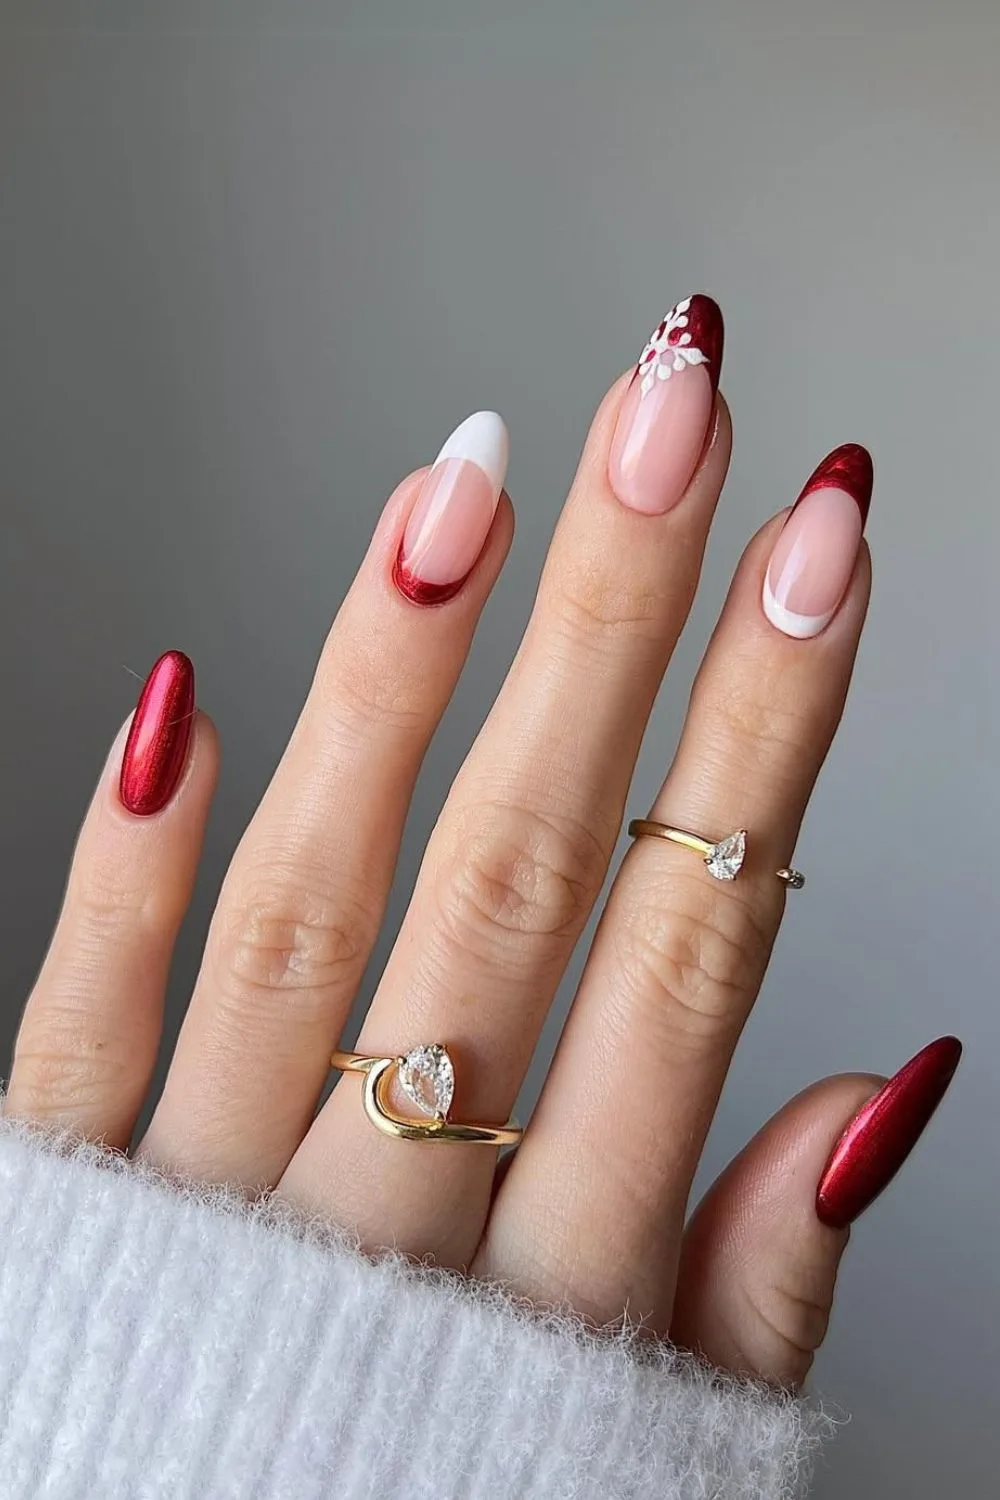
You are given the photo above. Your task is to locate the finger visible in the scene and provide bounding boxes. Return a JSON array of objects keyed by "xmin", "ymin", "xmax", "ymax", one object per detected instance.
[
  {"xmin": 141, "ymin": 414, "xmax": 513, "ymax": 1186},
  {"xmin": 284, "ymin": 296, "xmax": 730, "ymax": 1262},
  {"xmin": 7, "ymin": 652, "xmax": 215, "ymax": 1148},
  {"xmin": 672, "ymin": 1036, "xmax": 962, "ymax": 1385},
  {"xmin": 672, "ymin": 1075, "xmax": 876, "ymax": 1386},
  {"xmin": 486, "ymin": 446, "xmax": 873, "ymax": 1325}
]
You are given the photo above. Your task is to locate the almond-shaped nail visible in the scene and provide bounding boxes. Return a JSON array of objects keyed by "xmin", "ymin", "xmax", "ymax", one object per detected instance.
[
  {"xmin": 393, "ymin": 411, "xmax": 509, "ymax": 605},
  {"xmin": 763, "ymin": 443, "xmax": 873, "ymax": 639},
  {"xmin": 119, "ymin": 650, "xmax": 196, "ymax": 816},
  {"xmin": 608, "ymin": 293, "xmax": 723, "ymax": 515},
  {"xmin": 816, "ymin": 1036, "xmax": 962, "ymax": 1229}
]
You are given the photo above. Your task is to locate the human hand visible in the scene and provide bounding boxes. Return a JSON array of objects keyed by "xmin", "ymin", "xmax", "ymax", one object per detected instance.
[{"xmin": 7, "ymin": 294, "xmax": 960, "ymax": 1388}]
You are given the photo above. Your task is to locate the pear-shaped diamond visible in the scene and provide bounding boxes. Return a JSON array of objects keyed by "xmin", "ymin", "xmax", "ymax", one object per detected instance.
[
  {"xmin": 705, "ymin": 830, "xmax": 746, "ymax": 881},
  {"xmin": 398, "ymin": 1044, "xmax": 455, "ymax": 1119}
]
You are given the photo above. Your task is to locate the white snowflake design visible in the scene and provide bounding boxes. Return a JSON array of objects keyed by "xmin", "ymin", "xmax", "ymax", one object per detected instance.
[{"xmin": 637, "ymin": 297, "xmax": 709, "ymax": 398}]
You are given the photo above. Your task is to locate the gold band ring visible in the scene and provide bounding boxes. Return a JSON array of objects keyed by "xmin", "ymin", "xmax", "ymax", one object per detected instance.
[
  {"xmin": 330, "ymin": 1044, "xmax": 523, "ymax": 1146},
  {"xmin": 627, "ymin": 820, "xmax": 805, "ymax": 889}
]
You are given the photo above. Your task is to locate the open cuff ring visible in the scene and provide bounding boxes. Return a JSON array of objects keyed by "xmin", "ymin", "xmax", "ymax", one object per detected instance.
[
  {"xmin": 330, "ymin": 1044, "xmax": 523, "ymax": 1146},
  {"xmin": 627, "ymin": 820, "xmax": 805, "ymax": 889}
]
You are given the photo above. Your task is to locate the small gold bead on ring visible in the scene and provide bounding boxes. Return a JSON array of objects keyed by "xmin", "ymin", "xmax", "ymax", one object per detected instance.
[{"xmin": 627, "ymin": 819, "xmax": 805, "ymax": 890}]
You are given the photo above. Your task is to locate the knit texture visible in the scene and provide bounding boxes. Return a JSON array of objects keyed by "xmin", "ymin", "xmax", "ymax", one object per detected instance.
[{"xmin": 0, "ymin": 1116, "xmax": 832, "ymax": 1499}]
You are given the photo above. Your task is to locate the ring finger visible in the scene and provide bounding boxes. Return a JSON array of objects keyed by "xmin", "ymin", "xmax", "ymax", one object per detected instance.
[{"xmin": 483, "ymin": 443, "xmax": 873, "ymax": 1329}]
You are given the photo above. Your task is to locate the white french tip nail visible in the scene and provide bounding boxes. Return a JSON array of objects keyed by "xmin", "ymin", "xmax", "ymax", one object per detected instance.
[
  {"xmin": 761, "ymin": 574, "xmax": 834, "ymax": 640},
  {"xmin": 432, "ymin": 410, "xmax": 509, "ymax": 505}
]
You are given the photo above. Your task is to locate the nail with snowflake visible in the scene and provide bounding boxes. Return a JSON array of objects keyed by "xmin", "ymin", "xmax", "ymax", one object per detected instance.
[{"xmin": 608, "ymin": 293, "xmax": 724, "ymax": 515}]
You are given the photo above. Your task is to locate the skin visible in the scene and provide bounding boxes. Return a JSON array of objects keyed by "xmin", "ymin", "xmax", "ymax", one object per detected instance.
[{"xmin": 7, "ymin": 377, "xmax": 879, "ymax": 1389}]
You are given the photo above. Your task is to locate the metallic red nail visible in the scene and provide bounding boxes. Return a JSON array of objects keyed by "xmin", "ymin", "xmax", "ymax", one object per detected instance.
[
  {"xmin": 119, "ymin": 650, "xmax": 195, "ymax": 816},
  {"xmin": 794, "ymin": 442, "xmax": 874, "ymax": 526},
  {"xmin": 816, "ymin": 1036, "xmax": 962, "ymax": 1229},
  {"xmin": 631, "ymin": 292, "xmax": 725, "ymax": 398}
]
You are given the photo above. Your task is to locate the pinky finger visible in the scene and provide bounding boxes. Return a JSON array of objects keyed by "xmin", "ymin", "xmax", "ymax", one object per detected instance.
[
  {"xmin": 671, "ymin": 1038, "xmax": 961, "ymax": 1386},
  {"xmin": 6, "ymin": 652, "xmax": 216, "ymax": 1148}
]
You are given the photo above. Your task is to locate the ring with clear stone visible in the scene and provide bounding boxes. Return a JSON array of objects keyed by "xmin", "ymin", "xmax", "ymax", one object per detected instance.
[
  {"xmin": 329, "ymin": 1044, "xmax": 523, "ymax": 1146},
  {"xmin": 627, "ymin": 819, "xmax": 805, "ymax": 889}
]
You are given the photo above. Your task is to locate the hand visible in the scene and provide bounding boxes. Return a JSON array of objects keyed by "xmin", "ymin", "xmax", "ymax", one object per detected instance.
[{"xmin": 7, "ymin": 294, "xmax": 959, "ymax": 1388}]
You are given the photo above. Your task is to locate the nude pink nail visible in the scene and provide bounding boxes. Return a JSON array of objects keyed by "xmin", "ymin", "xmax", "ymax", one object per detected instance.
[
  {"xmin": 762, "ymin": 444, "xmax": 874, "ymax": 639},
  {"xmin": 393, "ymin": 411, "xmax": 509, "ymax": 606},
  {"xmin": 608, "ymin": 294, "xmax": 724, "ymax": 515}
]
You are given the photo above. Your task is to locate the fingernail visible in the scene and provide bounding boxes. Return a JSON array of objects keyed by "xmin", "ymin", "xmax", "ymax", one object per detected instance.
[
  {"xmin": 762, "ymin": 443, "xmax": 874, "ymax": 639},
  {"xmin": 119, "ymin": 650, "xmax": 196, "ymax": 816},
  {"xmin": 608, "ymin": 293, "xmax": 723, "ymax": 515},
  {"xmin": 816, "ymin": 1036, "xmax": 962, "ymax": 1229},
  {"xmin": 393, "ymin": 411, "xmax": 509, "ymax": 605}
]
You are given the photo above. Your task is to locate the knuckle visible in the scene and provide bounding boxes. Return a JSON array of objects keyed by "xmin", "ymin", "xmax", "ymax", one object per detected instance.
[
  {"xmin": 212, "ymin": 875, "xmax": 374, "ymax": 1012},
  {"xmin": 549, "ymin": 563, "xmax": 672, "ymax": 648},
  {"xmin": 317, "ymin": 638, "xmax": 428, "ymax": 740},
  {"xmin": 710, "ymin": 675, "xmax": 821, "ymax": 762},
  {"xmin": 435, "ymin": 802, "xmax": 606, "ymax": 958},
  {"xmin": 742, "ymin": 1279, "xmax": 830, "ymax": 1373},
  {"xmin": 73, "ymin": 869, "xmax": 172, "ymax": 936},
  {"xmin": 11, "ymin": 1022, "xmax": 132, "ymax": 1120},
  {"xmin": 611, "ymin": 876, "xmax": 772, "ymax": 1045}
]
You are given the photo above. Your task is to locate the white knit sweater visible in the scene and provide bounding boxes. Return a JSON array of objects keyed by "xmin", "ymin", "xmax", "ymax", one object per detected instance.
[{"xmin": 0, "ymin": 1116, "xmax": 831, "ymax": 1499}]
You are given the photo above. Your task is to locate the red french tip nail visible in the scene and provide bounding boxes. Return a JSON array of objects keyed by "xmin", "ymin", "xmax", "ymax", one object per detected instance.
[
  {"xmin": 794, "ymin": 442, "xmax": 874, "ymax": 527},
  {"xmin": 119, "ymin": 650, "xmax": 196, "ymax": 816},
  {"xmin": 682, "ymin": 294, "xmax": 724, "ymax": 397},
  {"xmin": 391, "ymin": 547, "xmax": 468, "ymax": 606},
  {"xmin": 816, "ymin": 1036, "xmax": 962, "ymax": 1229}
]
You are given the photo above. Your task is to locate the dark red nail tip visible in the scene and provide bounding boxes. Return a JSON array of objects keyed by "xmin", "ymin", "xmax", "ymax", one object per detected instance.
[
  {"xmin": 796, "ymin": 442, "xmax": 874, "ymax": 526},
  {"xmin": 119, "ymin": 650, "xmax": 196, "ymax": 816},
  {"xmin": 816, "ymin": 1036, "xmax": 962, "ymax": 1229},
  {"xmin": 683, "ymin": 294, "xmax": 725, "ymax": 396},
  {"xmin": 633, "ymin": 293, "xmax": 725, "ymax": 397},
  {"xmin": 391, "ymin": 546, "xmax": 468, "ymax": 607}
]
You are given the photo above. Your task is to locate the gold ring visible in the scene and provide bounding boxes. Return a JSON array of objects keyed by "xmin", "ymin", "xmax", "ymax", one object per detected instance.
[
  {"xmin": 330, "ymin": 1043, "xmax": 523, "ymax": 1146},
  {"xmin": 627, "ymin": 820, "xmax": 805, "ymax": 889}
]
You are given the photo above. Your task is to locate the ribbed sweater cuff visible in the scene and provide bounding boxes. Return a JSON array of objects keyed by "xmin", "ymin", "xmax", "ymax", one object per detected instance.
[{"xmin": 0, "ymin": 1117, "xmax": 832, "ymax": 1499}]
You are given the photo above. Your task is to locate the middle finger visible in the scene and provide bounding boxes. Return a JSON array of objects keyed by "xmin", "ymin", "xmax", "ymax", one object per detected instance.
[{"xmin": 283, "ymin": 296, "xmax": 729, "ymax": 1263}]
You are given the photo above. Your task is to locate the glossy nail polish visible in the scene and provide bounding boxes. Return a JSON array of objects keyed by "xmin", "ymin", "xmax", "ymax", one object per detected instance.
[
  {"xmin": 393, "ymin": 411, "xmax": 509, "ymax": 605},
  {"xmin": 763, "ymin": 443, "xmax": 873, "ymax": 639},
  {"xmin": 608, "ymin": 293, "xmax": 723, "ymax": 515},
  {"xmin": 119, "ymin": 650, "xmax": 196, "ymax": 816},
  {"xmin": 816, "ymin": 1036, "xmax": 962, "ymax": 1229}
]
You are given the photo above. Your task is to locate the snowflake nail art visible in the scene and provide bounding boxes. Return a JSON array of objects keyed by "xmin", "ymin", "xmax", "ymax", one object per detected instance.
[{"xmin": 635, "ymin": 294, "xmax": 724, "ymax": 399}]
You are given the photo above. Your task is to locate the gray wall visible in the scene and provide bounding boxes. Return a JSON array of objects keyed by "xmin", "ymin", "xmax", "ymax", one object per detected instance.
[{"xmin": 1, "ymin": 5, "xmax": 997, "ymax": 1494}]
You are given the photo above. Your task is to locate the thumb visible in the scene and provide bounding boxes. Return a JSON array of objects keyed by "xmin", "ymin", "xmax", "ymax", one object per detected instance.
[{"xmin": 670, "ymin": 1037, "xmax": 961, "ymax": 1387}]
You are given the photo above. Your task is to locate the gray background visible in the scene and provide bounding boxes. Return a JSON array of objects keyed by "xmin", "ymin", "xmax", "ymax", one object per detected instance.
[{"xmin": 1, "ymin": 4, "xmax": 997, "ymax": 1495}]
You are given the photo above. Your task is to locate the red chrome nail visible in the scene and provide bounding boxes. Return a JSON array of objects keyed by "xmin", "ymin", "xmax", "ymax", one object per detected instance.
[
  {"xmin": 816, "ymin": 1036, "xmax": 962, "ymax": 1229},
  {"xmin": 119, "ymin": 650, "xmax": 195, "ymax": 816},
  {"xmin": 792, "ymin": 442, "xmax": 874, "ymax": 526}
]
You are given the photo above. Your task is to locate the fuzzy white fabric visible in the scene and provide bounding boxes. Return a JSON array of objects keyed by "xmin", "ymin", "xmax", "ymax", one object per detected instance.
[{"xmin": 0, "ymin": 1116, "xmax": 832, "ymax": 1499}]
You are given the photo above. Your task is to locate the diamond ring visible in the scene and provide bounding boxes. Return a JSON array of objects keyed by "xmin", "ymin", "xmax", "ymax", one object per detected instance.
[
  {"xmin": 329, "ymin": 1043, "xmax": 523, "ymax": 1146},
  {"xmin": 627, "ymin": 819, "xmax": 805, "ymax": 889}
]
